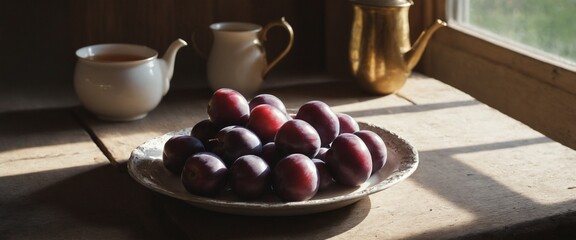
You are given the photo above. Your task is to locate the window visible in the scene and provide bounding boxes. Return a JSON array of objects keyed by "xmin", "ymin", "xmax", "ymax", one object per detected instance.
[
  {"xmin": 446, "ymin": 0, "xmax": 576, "ymax": 69},
  {"xmin": 419, "ymin": 0, "xmax": 576, "ymax": 150}
]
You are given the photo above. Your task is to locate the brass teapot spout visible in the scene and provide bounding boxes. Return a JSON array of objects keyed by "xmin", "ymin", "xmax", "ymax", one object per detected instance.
[
  {"xmin": 405, "ymin": 19, "xmax": 447, "ymax": 71},
  {"xmin": 349, "ymin": 0, "xmax": 446, "ymax": 94}
]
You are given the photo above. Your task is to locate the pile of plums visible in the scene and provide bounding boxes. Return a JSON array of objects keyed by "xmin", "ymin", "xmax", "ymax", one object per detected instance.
[{"xmin": 162, "ymin": 88, "xmax": 387, "ymax": 202}]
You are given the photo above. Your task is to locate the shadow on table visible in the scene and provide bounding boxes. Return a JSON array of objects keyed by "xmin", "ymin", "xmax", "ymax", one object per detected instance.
[
  {"xmin": 0, "ymin": 164, "xmax": 186, "ymax": 240},
  {"xmin": 163, "ymin": 195, "xmax": 371, "ymax": 240},
  {"xmin": 0, "ymin": 107, "xmax": 86, "ymax": 153},
  {"xmin": 0, "ymin": 155, "xmax": 370, "ymax": 240}
]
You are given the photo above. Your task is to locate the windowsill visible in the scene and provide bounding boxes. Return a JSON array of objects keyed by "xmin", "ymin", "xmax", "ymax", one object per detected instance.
[{"xmin": 421, "ymin": 25, "xmax": 576, "ymax": 150}]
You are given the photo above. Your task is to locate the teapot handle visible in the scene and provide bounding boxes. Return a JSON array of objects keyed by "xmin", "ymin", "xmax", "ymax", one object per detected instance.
[{"xmin": 260, "ymin": 17, "xmax": 294, "ymax": 76}]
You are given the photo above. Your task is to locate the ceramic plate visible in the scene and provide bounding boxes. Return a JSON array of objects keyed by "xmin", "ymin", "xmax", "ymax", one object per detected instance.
[{"xmin": 128, "ymin": 122, "xmax": 418, "ymax": 216}]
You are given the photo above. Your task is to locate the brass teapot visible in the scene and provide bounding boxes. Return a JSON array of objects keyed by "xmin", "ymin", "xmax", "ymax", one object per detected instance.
[{"xmin": 349, "ymin": 0, "xmax": 446, "ymax": 94}]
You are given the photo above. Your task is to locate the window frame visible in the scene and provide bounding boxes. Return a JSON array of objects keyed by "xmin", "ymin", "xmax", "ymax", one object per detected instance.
[{"xmin": 419, "ymin": 0, "xmax": 576, "ymax": 149}]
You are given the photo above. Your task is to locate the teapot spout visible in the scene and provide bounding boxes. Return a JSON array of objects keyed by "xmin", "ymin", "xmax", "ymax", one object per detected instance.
[
  {"xmin": 161, "ymin": 39, "xmax": 187, "ymax": 95},
  {"xmin": 404, "ymin": 19, "xmax": 446, "ymax": 70}
]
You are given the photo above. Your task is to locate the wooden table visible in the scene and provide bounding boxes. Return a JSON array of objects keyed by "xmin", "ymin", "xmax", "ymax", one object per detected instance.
[{"xmin": 2, "ymin": 74, "xmax": 575, "ymax": 239}]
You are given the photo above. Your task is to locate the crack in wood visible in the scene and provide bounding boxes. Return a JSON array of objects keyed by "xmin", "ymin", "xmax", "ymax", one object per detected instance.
[{"xmin": 71, "ymin": 113, "xmax": 119, "ymax": 167}]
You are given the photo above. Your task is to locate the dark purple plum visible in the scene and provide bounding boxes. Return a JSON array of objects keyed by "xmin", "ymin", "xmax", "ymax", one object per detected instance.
[
  {"xmin": 214, "ymin": 125, "xmax": 240, "ymax": 138},
  {"xmin": 211, "ymin": 126, "xmax": 262, "ymax": 166},
  {"xmin": 229, "ymin": 155, "xmax": 271, "ymax": 199},
  {"xmin": 274, "ymin": 119, "xmax": 321, "ymax": 158},
  {"xmin": 163, "ymin": 135, "xmax": 205, "ymax": 174},
  {"xmin": 249, "ymin": 94, "xmax": 287, "ymax": 113},
  {"xmin": 259, "ymin": 142, "xmax": 285, "ymax": 168},
  {"xmin": 314, "ymin": 147, "xmax": 329, "ymax": 161},
  {"xmin": 336, "ymin": 112, "xmax": 360, "ymax": 134},
  {"xmin": 354, "ymin": 130, "xmax": 387, "ymax": 174},
  {"xmin": 246, "ymin": 104, "xmax": 289, "ymax": 143},
  {"xmin": 295, "ymin": 101, "xmax": 339, "ymax": 146},
  {"xmin": 207, "ymin": 88, "xmax": 250, "ymax": 127},
  {"xmin": 273, "ymin": 153, "xmax": 319, "ymax": 201},
  {"xmin": 181, "ymin": 152, "xmax": 228, "ymax": 196},
  {"xmin": 191, "ymin": 119, "xmax": 220, "ymax": 146},
  {"xmin": 325, "ymin": 133, "xmax": 372, "ymax": 186},
  {"xmin": 312, "ymin": 158, "xmax": 334, "ymax": 191}
]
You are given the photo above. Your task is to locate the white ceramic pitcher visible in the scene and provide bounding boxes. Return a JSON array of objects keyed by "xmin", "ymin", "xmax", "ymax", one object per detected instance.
[{"xmin": 205, "ymin": 18, "xmax": 294, "ymax": 97}]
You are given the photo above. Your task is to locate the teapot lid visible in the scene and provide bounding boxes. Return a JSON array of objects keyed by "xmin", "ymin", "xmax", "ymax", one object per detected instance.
[{"xmin": 349, "ymin": 0, "xmax": 413, "ymax": 7}]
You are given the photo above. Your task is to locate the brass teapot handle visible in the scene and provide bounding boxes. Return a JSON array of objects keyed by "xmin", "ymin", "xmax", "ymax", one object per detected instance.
[{"xmin": 260, "ymin": 17, "xmax": 294, "ymax": 76}]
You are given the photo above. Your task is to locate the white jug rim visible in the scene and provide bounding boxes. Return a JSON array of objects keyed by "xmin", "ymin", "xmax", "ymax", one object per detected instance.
[{"xmin": 210, "ymin": 22, "xmax": 262, "ymax": 32}]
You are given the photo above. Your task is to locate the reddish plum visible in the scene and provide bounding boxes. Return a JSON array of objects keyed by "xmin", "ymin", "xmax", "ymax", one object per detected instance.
[
  {"xmin": 246, "ymin": 104, "xmax": 289, "ymax": 143},
  {"xmin": 275, "ymin": 119, "xmax": 321, "ymax": 158},
  {"xmin": 207, "ymin": 88, "xmax": 250, "ymax": 127},
  {"xmin": 336, "ymin": 112, "xmax": 360, "ymax": 134},
  {"xmin": 354, "ymin": 130, "xmax": 387, "ymax": 174},
  {"xmin": 295, "ymin": 101, "xmax": 339, "ymax": 146},
  {"xmin": 325, "ymin": 133, "xmax": 372, "ymax": 186},
  {"xmin": 273, "ymin": 154, "xmax": 319, "ymax": 201}
]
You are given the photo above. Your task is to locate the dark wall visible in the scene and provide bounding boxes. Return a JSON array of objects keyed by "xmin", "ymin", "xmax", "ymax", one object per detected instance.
[
  {"xmin": 1, "ymin": 0, "xmax": 326, "ymax": 97},
  {"xmin": 2, "ymin": 1, "xmax": 74, "ymax": 88},
  {"xmin": 0, "ymin": 0, "xmax": 429, "ymax": 110}
]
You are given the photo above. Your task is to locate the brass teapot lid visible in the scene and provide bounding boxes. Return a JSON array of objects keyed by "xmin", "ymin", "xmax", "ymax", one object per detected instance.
[{"xmin": 349, "ymin": 0, "xmax": 413, "ymax": 7}]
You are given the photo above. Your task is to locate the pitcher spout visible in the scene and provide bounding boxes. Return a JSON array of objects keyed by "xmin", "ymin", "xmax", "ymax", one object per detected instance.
[
  {"xmin": 160, "ymin": 38, "xmax": 188, "ymax": 95},
  {"xmin": 404, "ymin": 19, "xmax": 446, "ymax": 70}
]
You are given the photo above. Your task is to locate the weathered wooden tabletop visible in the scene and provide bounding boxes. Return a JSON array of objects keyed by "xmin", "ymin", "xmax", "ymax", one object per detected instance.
[{"xmin": 1, "ymin": 74, "xmax": 575, "ymax": 239}]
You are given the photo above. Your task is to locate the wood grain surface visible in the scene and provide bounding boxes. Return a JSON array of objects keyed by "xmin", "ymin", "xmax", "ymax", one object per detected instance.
[{"xmin": 80, "ymin": 75, "xmax": 576, "ymax": 239}]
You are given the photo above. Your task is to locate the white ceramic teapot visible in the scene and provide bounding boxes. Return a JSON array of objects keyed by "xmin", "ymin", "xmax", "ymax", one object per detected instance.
[{"xmin": 74, "ymin": 39, "xmax": 187, "ymax": 121}]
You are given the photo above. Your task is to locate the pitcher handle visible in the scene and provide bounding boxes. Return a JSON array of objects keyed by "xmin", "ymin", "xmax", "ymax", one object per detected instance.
[{"xmin": 260, "ymin": 17, "xmax": 294, "ymax": 76}]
